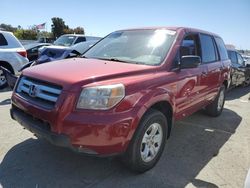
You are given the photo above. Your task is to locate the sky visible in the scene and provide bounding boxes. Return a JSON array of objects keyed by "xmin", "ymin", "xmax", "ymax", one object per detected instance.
[{"xmin": 1, "ymin": 0, "xmax": 250, "ymax": 49}]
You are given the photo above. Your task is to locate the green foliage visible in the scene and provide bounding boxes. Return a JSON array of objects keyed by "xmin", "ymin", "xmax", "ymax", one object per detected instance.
[
  {"xmin": 51, "ymin": 17, "xmax": 69, "ymax": 38},
  {"xmin": 13, "ymin": 29, "xmax": 37, "ymax": 40},
  {"xmin": 1, "ymin": 17, "xmax": 85, "ymax": 40},
  {"xmin": 73, "ymin": 27, "xmax": 84, "ymax": 34},
  {"xmin": 0, "ymin": 23, "xmax": 17, "ymax": 32},
  {"xmin": 51, "ymin": 17, "xmax": 84, "ymax": 37}
]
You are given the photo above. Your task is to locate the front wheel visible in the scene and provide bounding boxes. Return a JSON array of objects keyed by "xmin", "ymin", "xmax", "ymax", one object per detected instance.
[
  {"xmin": 122, "ymin": 109, "xmax": 168, "ymax": 173},
  {"xmin": 205, "ymin": 85, "xmax": 226, "ymax": 117}
]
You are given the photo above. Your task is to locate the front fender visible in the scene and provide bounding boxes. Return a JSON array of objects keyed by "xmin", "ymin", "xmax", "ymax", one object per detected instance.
[
  {"xmin": 128, "ymin": 87, "xmax": 175, "ymax": 128},
  {"xmin": 142, "ymin": 88, "xmax": 175, "ymax": 111}
]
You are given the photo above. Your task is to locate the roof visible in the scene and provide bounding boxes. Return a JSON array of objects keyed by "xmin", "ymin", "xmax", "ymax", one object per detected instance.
[
  {"xmin": 116, "ymin": 26, "xmax": 221, "ymax": 37},
  {"xmin": 61, "ymin": 34, "xmax": 85, "ymax": 37},
  {"xmin": 0, "ymin": 30, "xmax": 13, "ymax": 34}
]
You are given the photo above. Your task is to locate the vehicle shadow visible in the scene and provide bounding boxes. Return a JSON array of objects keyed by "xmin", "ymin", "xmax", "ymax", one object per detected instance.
[
  {"xmin": 226, "ymin": 86, "xmax": 250, "ymax": 101},
  {"xmin": 0, "ymin": 108, "xmax": 241, "ymax": 188},
  {"xmin": 0, "ymin": 87, "xmax": 12, "ymax": 93},
  {"xmin": 0, "ymin": 98, "xmax": 11, "ymax": 106}
]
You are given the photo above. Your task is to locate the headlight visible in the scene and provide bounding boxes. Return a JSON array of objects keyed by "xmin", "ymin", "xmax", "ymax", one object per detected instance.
[{"xmin": 76, "ymin": 84, "xmax": 125, "ymax": 110}]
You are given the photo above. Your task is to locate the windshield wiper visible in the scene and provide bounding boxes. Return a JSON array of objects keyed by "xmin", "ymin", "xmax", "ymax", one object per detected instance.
[
  {"xmin": 96, "ymin": 57, "xmax": 139, "ymax": 64},
  {"xmin": 82, "ymin": 56, "xmax": 140, "ymax": 64}
]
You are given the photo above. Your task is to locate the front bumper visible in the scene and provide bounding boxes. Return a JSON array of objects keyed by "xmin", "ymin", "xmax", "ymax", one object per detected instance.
[
  {"xmin": 10, "ymin": 90, "xmax": 143, "ymax": 156},
  {"xmin": 11, "ymin": 106, "xmax": 69, "ymax": 147},
  {"xmin": 10, "ymin": 106, "xmax": 99, "ymax": 155}
]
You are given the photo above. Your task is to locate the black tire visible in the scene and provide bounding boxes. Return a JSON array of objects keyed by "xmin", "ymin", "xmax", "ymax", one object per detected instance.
[
  {"xmin": 0, "ymin": 65, "xmax": 9, "ymax": 90},
  {"xmin": 205, "ymin": 85, "xmax": 226, "ymax": 117},
  {"xmin": 243, "ymin": 77, "xmax": 250, "ymax": 87},
  {"xmin": 122, "ymin": 109, "xmax": 168, "ymax": 173}
]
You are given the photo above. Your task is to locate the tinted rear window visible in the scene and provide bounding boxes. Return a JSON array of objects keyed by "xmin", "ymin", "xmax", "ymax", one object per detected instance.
[
  {"xmin": 0, "ymin": 33, "xmax": 8, "ymax": 46},
  {"xmin": 200, "ymin": 34, "xmax": 217, "ymax": 63},
  {"xmin": 75, "ymin": 37, "xmax": 86, "ymax": 44},
  {"xmin": 215, "ymin": 37, "xmax": 228, "ymax": 60}
]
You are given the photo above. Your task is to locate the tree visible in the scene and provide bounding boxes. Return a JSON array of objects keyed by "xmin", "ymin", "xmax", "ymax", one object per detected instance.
[
  {"xmin": 51, "ymin": 17, "xmax": 69, "ymax": 38},
  {"xmin": 0, "ymin": 23, "xmax": 17, "ymax": 32},
  {"xmin": 73, "ymin": 27, "xmax": 84, "ymax": 34},
  {"xmin": 13, "ymin": 29, "xmax": 37, "ymax": 40},
  {"xmin": 51, "ymin": 17, "xmax": 85, "ymax": 37}
]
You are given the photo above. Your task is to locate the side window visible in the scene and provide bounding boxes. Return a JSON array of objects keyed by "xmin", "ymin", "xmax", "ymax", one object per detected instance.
[
  {"xmin": 0, "ymin": 33, "xmax": 8, "ymax": 46},
  {"xmin": 215, "ymin": 37, "xmax": 228, "ymax": 60},
  {"xmin": 31, "ymin": 47, "xmax": 38, "ymax": 53},
  {"xmin": 237, "ymin": 53, "xmax": 244, "ymax": 66},
  {"xmin": 180, "ymin": 34, "xmax": 201, "ymax": 58},
  {"xmin": 200, "ymin": 34, "xmax": 217, "ymax": 63},
  {"xmin": 74, "ymin": 37, "xmax": 86, "ymax": 44},
  {"xmin": 228, "ymin": 51, "xmax": 237, "ymax": 64}
]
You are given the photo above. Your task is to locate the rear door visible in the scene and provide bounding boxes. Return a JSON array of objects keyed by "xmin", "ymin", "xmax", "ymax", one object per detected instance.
[
  {"xmin": 199, "ymin": 34, "xmax": 221, "ymax": 101},
  {"xmin": 236, "ymin": 52, "xmax": 246, "ymax": 85}
]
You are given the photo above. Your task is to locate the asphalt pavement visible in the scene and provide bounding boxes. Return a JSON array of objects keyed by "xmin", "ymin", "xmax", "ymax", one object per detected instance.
[{"xmin": 0, "ymin": 86, "xmax": 249, "ymax": 188}]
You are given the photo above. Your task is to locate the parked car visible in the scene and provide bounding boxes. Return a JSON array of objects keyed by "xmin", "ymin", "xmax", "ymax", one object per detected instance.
[
  {"xmin": 0, "ymin": 31, "xmax": 29, "ymax": 89},
  {"xmin": 11, "ymin": 27, "xmax": 230, "ymax": 172},
  {"xmin": 37, "ymin": 37, "xmax": 54, "ymax": 43},
  {"xmin": 1, "ymin": 39, "xmax": 100, "ymax": 89},
  {"xmin": 24, "ymin": 43, "xmax": 51, "ymax": 61},
  {"xmin": 53, "ymin": 34, "xmax": 101, "ymax": 47},
  {"xmin": 227, "ymin": 49, "xmax": 250, "ymax": 87},
  {"xmin": 38, "ymin": 39, "xmax": 100, "ymax": 62}
]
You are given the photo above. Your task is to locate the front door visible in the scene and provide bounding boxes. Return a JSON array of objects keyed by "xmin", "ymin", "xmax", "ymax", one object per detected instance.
[{"xmin": 174, "ymin": 33, "xmax": 208, "ymax": 119}]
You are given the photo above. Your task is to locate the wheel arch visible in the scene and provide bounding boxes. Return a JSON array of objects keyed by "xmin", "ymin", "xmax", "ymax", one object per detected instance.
[
  {"xmin": 148, "ymin": 100, "xmax": 173, "ymax": 138},
  {"xmin": 0, "ymin": 61, "xmax": 14, "ymax": 74}
]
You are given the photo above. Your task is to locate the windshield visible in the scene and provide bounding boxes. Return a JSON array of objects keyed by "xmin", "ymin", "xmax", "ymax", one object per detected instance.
[
  {"xmin": 54, "ymin": 36, "xmax": 76, "ymax": 46},
  {"xmin": 84, "ymin": 29, "xmax": 176, "ymax": 65}
]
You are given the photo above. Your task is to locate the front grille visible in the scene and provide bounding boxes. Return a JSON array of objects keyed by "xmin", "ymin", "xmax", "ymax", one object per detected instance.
[{"xmin": 16, "ymin": 76, "xmax": 62, "ymax": 109}]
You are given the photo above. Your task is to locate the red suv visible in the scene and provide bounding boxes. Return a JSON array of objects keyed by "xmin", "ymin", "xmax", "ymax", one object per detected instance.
[{"xmin": 11, "ymin": 27, "xmax": 230, "ymax": 172}]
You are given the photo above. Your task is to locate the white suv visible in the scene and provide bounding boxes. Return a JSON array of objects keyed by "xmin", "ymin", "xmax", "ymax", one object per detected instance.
[{"xmin": 0, "ymin": 31, "xmax": 29, "ymax": 89}]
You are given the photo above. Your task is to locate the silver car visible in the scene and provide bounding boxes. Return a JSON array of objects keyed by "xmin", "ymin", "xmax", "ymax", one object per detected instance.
[{"xmin": 0, "ymin": 31, "xmax": 29, "ymax": 89}]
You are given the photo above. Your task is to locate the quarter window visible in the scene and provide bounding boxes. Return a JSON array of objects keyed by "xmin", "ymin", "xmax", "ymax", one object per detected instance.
[
  {"xmin": 200, "ymin": 34, "xmax": 217, "ymax": 63},
  {"xmin": 0, "ymin": 33, "xmax": 8, "ymax": 46}
]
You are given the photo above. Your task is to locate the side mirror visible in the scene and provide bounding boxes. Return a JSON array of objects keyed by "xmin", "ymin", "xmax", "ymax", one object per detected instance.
[{"xmin": 180, "ymin": 55, "xmax": 201, "ymax": 69}]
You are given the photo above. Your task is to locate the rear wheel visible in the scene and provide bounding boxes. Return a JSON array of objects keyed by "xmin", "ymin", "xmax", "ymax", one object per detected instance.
[
  {"xmin": 122, "ymin": 109, "xmax": 168, "ymax": 173},
  {"xmin": 243, "ymin": 77, "xmax": 250, "ymax": 87},
  {"xmin": 0, "ymin": 66, "xmax": 8, "ymax": 89},
  {"xmin": 205, "ymin": 85, "xmax": 226, "ymax": 117}
]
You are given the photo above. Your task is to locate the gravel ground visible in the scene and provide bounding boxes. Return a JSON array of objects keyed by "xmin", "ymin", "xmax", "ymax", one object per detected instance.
[{"xmin": 0, "ymin": 86, "xmax": 249, "ymax": 188}]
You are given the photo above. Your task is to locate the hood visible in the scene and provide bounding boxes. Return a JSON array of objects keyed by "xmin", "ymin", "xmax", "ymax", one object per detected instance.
[{"xmin": 22, "ymin": 58, "xmax": 155, "ymax": 91}]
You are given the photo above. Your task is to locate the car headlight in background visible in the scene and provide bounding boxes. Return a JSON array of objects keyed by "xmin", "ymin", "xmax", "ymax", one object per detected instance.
[{"xmin": 76, "ymin": 84, "xmax": 125, "ymax": 110}]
